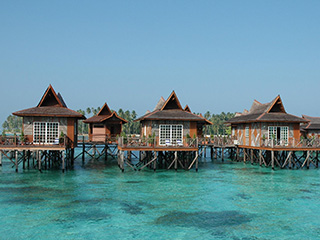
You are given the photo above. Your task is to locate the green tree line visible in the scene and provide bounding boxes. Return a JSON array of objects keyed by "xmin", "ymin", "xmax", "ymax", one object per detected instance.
[
  {"xmin": 76, "ymin": 108, "xmax": 140, "ymax": 135},
  {"xmin": 202, "ymin": 111, "xmax": 235, "ymax": 136},
  {"xmin": 1, "ymin": 110, "xmax": 235, "ymax": 136},
  {"xmin": 2, "ymin": 115, "xmax": 22, "ymax": 134}
]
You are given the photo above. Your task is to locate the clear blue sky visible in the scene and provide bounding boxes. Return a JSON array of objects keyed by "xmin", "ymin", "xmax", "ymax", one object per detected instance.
[{"xmin": 1, "ymin": 0, "xmax": 319, "ymax": 124}]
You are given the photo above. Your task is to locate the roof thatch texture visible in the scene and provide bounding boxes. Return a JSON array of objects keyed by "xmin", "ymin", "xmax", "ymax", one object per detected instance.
[
  {"xmin": 13, "ymin": 85, "xmax": 85, "ymax": 119},
  {"xmin": 226, "ymin": 95, "xmax": 307, "ymax": 124}
]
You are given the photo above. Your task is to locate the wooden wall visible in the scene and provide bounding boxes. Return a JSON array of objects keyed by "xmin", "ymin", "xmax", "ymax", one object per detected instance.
[{"xmin": 232, "ymin": 122, "xmax": 300, "ymax": 147}]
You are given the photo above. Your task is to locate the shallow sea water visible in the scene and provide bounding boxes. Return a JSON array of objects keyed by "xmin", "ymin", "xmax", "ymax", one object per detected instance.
[{"xmin": 0, "ymin": 151, "xmax": 320, "ymax": 240}]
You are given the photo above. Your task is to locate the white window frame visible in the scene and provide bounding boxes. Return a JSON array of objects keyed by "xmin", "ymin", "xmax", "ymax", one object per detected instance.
[
  {"xmin": 159, "ymin": 124, "xmax": 183, "ymax": 146},
  {"xmin": 268, "ymin": 126, "xmax": 288, "ymax": 146},
  {"xmin": 245, "ymin": 126, "xmax": 249, "ymax": 137},
  {"xmin": 33, "ymin": 122, "xmax": 59, "ymax": 144}
]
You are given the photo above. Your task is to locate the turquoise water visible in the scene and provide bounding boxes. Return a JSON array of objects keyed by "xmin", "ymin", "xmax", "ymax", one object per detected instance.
[{"xmin": 1, "ymin": 152, "xmax": 320, "ymax": 240}]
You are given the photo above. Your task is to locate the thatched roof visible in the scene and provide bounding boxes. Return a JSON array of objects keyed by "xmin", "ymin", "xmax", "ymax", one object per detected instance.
[
  {"xmin": 136, "ymin": 91, "xmax": 212, "ymax": 124},
  {"xmin": 84, "ymin": 103, "xmax": 127, "ymax": 124},
  {"xmin": 226, "ymin": 95, "xmax": 307, "ymax": 124},
  {"xmin": 13, "ymin": 85, "xmax": 85, "ymax": 119},
  {"xmin": 301, "ymin": 115, "xmax": 320, "ymax": 130}
]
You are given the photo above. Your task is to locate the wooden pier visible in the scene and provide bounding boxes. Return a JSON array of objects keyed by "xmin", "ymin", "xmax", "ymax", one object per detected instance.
[
  {"xmin": 74, "ymin": 136, "xmax": 119, "ymax": 164},
  {"xmin": 117, "ymin": 136, "xmax": 199, "ymax": 171},
  {"xmin": 0, "ymin": 136, "xmax": 74, "ymax": 172}
]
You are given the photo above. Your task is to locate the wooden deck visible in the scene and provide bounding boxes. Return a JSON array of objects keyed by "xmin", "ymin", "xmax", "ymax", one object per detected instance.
[
  {"xmin": 0, "ymin": 145, "xmax": 65, "ymax": 151},
  {"xmin": 118, "ymin": 146, "xmax": 198, "ymax": 152},
  {"xmin": 238, "ymin": 145, "xmax": 320, "ymax": 152}
]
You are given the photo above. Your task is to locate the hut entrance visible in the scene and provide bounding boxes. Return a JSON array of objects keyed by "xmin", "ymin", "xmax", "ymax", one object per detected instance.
[
  {"xmin": 268, "ymin": 126, "xmax": 288, "ymax": 145},
  {"xmin": 92, "ymin": 124, "xmax": 105, "ymax": 142}
]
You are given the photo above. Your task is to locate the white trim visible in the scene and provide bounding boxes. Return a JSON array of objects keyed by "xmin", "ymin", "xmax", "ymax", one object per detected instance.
[
  {"xmin": 33, "ymin": 122, "xmax": 59, "ymax": 144},
  {"xmin": 159, "ymin": 124, "xmax": 183, "ymax": 146},
  {"xmin": 268, "ymin": 126, "xmax": 288, "ymax": 145}
]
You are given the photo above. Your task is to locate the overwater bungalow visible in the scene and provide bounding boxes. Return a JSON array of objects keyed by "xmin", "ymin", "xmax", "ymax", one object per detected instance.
[
  {"xmin": 301, "ymin": 115, "xmax": 320, "ymax": 138},
  {"xmin": 1, "ymin": 85, "xmax": 86, "ymax": 172},
  {"xmin": 83, "ymin": 103, "xmax": 127, "ymax": 142},
  {"xmin": 226, "ymin": 95, "xmax": 308, "ymax": 148},
  {"xmin": 12, "ymin": 85, "xmax": 85, "ymax": 148},
  {"xmin": 225, "ymin": 96, "xmax": 320, "ymax": 169},
  {"xmin": 117, "ymin": 91, "xmax": 212, "ymax": 171},
  {"xmin": 135, "ymin": 90, "xmax": 212, "ymax": 147}
]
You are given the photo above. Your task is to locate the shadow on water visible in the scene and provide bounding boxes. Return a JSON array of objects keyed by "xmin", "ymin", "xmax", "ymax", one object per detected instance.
[
  {"xmin": 155, "ymin": 210, "xmax": 252, "ymax": 229},
  {"xmin": 120, "ymin": 202, "xmax": 144, "ymax": 215},
  {"xmin": 2, "ymin": 196, "xmax": 45, "ymax": 205},
  {"xmin": 125, "ymin": 181, "xmax": 144, "ymax": 184},
  {"xmin": 236, "ymin": 193, "xmax": 251, "ymax": 200},
  {"xmin": 70, "ymin": 209, "xmax": 111, "ymax": 221},
  {"xmin": 300, "ymin": 189, "xmax": 312, "ymax": 193}
]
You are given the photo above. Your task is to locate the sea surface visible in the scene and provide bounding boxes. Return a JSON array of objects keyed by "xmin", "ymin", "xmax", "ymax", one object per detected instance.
[{"xmin": 0, "ymin": 150, "xmax": 320, "ymax": 240}]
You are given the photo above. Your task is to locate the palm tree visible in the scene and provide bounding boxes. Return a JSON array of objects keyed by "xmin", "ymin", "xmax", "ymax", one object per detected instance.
[{"xmin": 86, "ymin": 107, "xmax": 91, "ymax": 116}]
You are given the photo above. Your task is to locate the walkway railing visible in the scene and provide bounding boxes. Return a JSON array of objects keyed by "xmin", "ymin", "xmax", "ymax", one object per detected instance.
[
  {"xmin": 198, "ymin": 136, "xmax": 236, "ymax": 147},
  {"xmin": 261, "ymin": 138, "xmax": 320, "ymax": 148},
  {"xmin": 78, "ymin": 134, "xmax": 118, "ymax": 144},
  {"xmin": 118, "ymin": 136, "xmax": 198, "ymax": 148},
  {"xmin": 0, "ymin": 135, "xmax": 72, "ymax": 148}
]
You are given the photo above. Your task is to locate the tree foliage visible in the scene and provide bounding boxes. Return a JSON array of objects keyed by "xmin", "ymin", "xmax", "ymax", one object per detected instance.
[
  {"xmin": 2, "ymin": 115, "xmax": 22, "ymax": 133},
  {"xmin": 1, "ymin": 109, "xmax": 235, "ymax": 136},
  {"xmin": 202, "ymin": 111, "xmax": 235, "ymax": 136}
]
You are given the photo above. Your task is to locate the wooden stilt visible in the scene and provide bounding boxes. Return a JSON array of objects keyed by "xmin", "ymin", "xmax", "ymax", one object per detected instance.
[
  {"xmin": 195, "ymin": 151, "xmax": 199, "ymax": 172},
  {"xmin": 0, "ymin": 151, "xmax": 2, "ymax": 166},
  {"xmin": 15, "ymin": 151, "xmax": 18, "ymax": 172},
  {"xmin": 82, "ymin": 138, "xmax": 85, "ymax": 164},
  {"xmin": 221, "ymin": 148, "xmax": 224, "ymax": 162},
  {"xmin": 128, "ymin": 151, "xmax": 131, "ymax": 162},
  {"xmin": 27, "ymin": 151, "xmax": 30, "ymax": 169},
  {"xmin": 105, "ymin": 144, "xmax": 108, "ymax": 161},
  {"xmin": 188, "ymin": 151, "xmax": 199, "ymax": 170},
  {"xmin": 282, "ymin": 151, "xmax": 292, "ymax": 169},
  {"xmin": 62, "ymin": 151, "xmax": 65, "ymax": 173},
  {"xmin": 23, "ymin": 150, "xmax": 26, "ymax": 170},
  {"xmin": 174, "ymin": 151, "xmax": 178, "ymax": 171},
  {"xmin": 259, "ymin": 150, "xmax": 262, "ymax": 166},
  {"xmin": 271, "ymin": 151, "xmax": 275, "ymax": 170},
  {"xmin": 38, "ymin": 151, "xmax": 42, "ymax": 172},
  {"xmin": 244, "ymin": 149, "xmax": 246, "ymax": 163},
  {"xmin": 250, "ymin": 149, "xmax": 253, "ymax": 165},
  {"xmin": 236, "ymin": 147, "xmax": 239, "ymax": 161},
  {"xmin": 153, "ymin": 152, "xmax": 157, "ymax": 171}
]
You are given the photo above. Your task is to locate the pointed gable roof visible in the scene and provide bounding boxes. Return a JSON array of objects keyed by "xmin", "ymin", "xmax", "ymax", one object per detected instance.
[
  {"xmin": 38, "ymin": 85, "xmax": 64, "ymax": 107},
  {"xmin": 83, "ymin": 103, "xmax": 128, "ymax": 124},
  {"xmin": 266, "ymin": 95, "xmax": 286, "ymax": 113},
  {"xmin": 153, "ymin": 97, "xmax": 165, "ymax": 111},
  {"xmin": 184, "ymin": 105, "xmax": 191, "ymax": 112},
  {"xmin": 97, "ymin": 103, "xmax": 112, "ymax": 116},
  {"xmin": 301, "ymin": 115, "xmax": 319, "ymax": 130},
  {"xmin": 136, "ymin": 91, "xmax": 212, "ymax": 125},
  {"xmin": 160, "ymin": 91, "xmax": 183, "ymax": 111},
  {"xmin": 226, "ymin": 95, "xmax": 307, "ymax": 124},
  {"xmin": 13, "ymin": 85, "xmax": 85, "ymax": 119}
]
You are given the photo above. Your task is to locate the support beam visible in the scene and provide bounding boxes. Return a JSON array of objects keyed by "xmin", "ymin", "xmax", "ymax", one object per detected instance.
[
  {"xmin": 15, "ymin": 151, "xmax": 18, "ymax": 172},
  {"xmin": 259, "ymin": 150, "xmax": 262, "ymax": 166},
  {"xmin": 174, "ymin": 151, "xmax": 178, "ymax": 171},
  {"xmin": 38, "ymin": 151, "xmax": 42, "ymax": 172},
  {"xmin": 62, "ymin": 151, "xmax": 65, "ymax": 173},
  {"xmin": 188, "ymin": 151, "xmax": 199, "ymax": 170}
]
